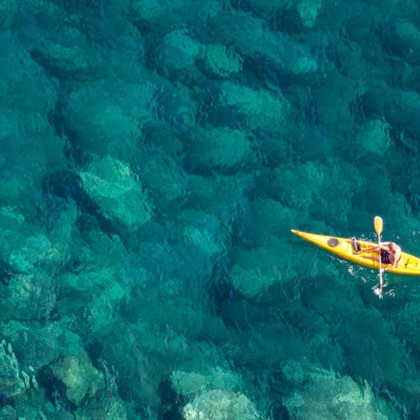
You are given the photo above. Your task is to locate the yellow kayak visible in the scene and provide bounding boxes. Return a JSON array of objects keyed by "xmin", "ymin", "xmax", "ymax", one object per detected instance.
[{"xmin": 291, "ymin": 229, "xmax": 420, "ymax": 275}]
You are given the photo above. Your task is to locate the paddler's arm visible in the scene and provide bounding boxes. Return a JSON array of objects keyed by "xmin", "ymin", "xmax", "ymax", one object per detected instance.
[
  {"xmin": 383, "ymin": 259, "xmax": 398, "ymax": 271},
  {"xmin": 363, "ymin": 246, "xmax": 380, "ymax": 252}
]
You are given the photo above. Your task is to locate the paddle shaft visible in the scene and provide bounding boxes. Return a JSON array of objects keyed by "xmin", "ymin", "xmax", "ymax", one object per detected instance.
[
  {"xmin": 377, "ymin": 233, "xmax": 383, "ymax": 290},
  {"xmin": 374, "ymin": 216, "xmax": 383, "ymax": 293}
]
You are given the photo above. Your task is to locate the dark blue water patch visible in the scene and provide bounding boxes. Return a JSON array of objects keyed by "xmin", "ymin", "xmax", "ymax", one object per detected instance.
[
  {"xmin": 380, "ymin": 21, "xmax": 420, "ymax": 66},
  {"xmin": 0, "ymin": 259, "xmax": 19, "ymax": 286},
  {"xmin": 48, "ymin": 99, "xmax": 97, "ymax": 168},
  {"xmin": 158, "ymin": 377, "xmax": 186, "ymax": 420},
  {"xmin": 396, "ymin": 130, "xmax": 420, "ymax": 155},
  {"xmin": 41, "ymin": 170, "xmax": 122, "ymax": 239}
]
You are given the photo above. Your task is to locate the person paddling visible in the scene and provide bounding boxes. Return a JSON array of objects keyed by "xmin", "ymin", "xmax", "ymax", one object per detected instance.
[{"xmin": 362, "ymin": 241, "xmax": 402, "ymax": 271}]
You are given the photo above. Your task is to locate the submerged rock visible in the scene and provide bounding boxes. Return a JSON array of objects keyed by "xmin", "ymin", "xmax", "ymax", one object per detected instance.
[
  {"xmin": 75, "ymin": 396, "xmax": 127, "ymax": 420},
  {"xmin": 80, "ymin": 155, "xmax": 154, "ymax": 228},
  {"xmin": 296, "ymin": 0, "xmax": 324, "ymax": 28},
  {"xmin": 229, "ymin": 247, "xmax": 283, "ymax": 298},
  {"xmin": 130, "ymin": 0, "xmax": 222, "ymax": 35},
  {"xmin": 358, "ymin": 86, "xmax": 420, "ymax": 139},
  {"xmin": 219, "ymin": 81, "xmax": 291, "ymax": 132},
  {"xmin": 75, "ymin": 363, "xmax": 128, "ymax": 420},
  {"xmin": 66, "ymin": 80, "xmax": 155, "ymax": 155},
  {"xmin": 9, "ymin": 233, "xmax": 66, "ymax": 274},
  {"xmin": 179, "ymin": 210, "xmax": 227, "ymax": 256},
  {"xmin": 282, "ymin": 361, "xmax": 400, "ymax": 419},
  {"xmin": 171, "ymin": 368, "xmax": 244, "ymax": 399},
  {"xmin": 183, "ymin": 389, "xmax": 262, "ymax": 420},
  {"xmin": 156, "ymin": 28, "xmax": 201, "ymax": 77},
  {"xmin": 273, "ymin": 162, "xmax": 325, "ymax": 211},
  {"xmin": 356, "ymin": 119, "xmax": 391, "ymax": 155},
  {"xmin": 51, "ymin": 352, "xmax": 105, "ymax": 407},
  {"xmin": 248, "ymin": 199, "xmax": 302, "ymax": 245},
  {"xmin": 208, "ymin": 11, "xmax": 318, "ymax": 77},
  {"xmin": 186, "ymin": 173, "xmax": 253, "ymax": 228},
  {"xmin": 157, "ymin": 83, "xmax": 199, "ymax": 129},
  {"xmin": 312, "ymin": 72, "xmax": 362, "ymax": 133},
  {"xmin": 187, "ymin": 126, "xmax": 257, "ymax": 174},
  {"xmin": 0, "ymin": 340, "xmax": 26, "ymax": 399},
  {"xmin": 198, "ymin": 44, "xmax": 243, "ymax": 78},
  {"xmin": 13, "ymin": 391, "xmax": 74, "ymax": 420},
  {"xmin": 1, "ymin": 320, "xmax": 84, "ymax": 372},
  {"xmin": 18, "ymin": 1, "xmax": 96, "ymax": 80},
  {"xmin": 130, "ymin": 0, "xmax": 192, "ymax": 34},
  {"xmin": 0, "ymin": 405, "xmax": 17, "ymax": 419},
  {"xmin": 18, "ymin": 1, "xmax": 119, "ymax": 82},
  {"xmin": 141, "ymin": 156, "xmax": 188, "ymax": 209}
]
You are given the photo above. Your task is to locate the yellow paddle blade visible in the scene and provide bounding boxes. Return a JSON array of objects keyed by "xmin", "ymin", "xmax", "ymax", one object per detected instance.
[{"xmin": 374, "ymin": 216, "xmax": 383, "ymax": 236}]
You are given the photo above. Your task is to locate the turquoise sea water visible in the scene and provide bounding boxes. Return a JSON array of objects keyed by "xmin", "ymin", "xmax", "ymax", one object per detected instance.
[{"xmin": 1, "ymin": 0, "xmax": 420, "ymax": 418}]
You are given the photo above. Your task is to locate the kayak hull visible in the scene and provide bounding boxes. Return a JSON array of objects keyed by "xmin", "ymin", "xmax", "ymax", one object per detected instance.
[{"xmin": 291, "ymin": 229, "xmax": 420, "ymax": 276}]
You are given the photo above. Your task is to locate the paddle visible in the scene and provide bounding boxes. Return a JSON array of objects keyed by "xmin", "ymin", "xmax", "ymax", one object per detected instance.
[{"xmin": 374, "ymin": 216, "xmax": 383, "ymax": 296}]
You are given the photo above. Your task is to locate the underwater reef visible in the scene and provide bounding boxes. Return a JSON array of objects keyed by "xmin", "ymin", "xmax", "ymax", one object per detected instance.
[{"xmin": 1, "ymin": 0, "xmax": 420, "ymax": 418}]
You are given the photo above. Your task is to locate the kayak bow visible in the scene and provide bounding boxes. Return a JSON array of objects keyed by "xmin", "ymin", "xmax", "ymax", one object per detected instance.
[{"xmin": 291, "ymin": 229, "xmax": 420, "ymax": 275}]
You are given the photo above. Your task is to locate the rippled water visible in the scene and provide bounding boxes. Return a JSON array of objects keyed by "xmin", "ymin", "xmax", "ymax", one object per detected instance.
[{"xmin": 1, "ymin": 0, "xmax": 420, "ymax": 418}]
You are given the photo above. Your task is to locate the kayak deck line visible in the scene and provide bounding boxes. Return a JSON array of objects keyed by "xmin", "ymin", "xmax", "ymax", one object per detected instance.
[{"xmin": 291, "ymin": 229, "xmax": 420, "ymax": 276}]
